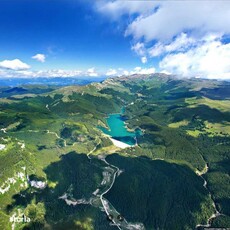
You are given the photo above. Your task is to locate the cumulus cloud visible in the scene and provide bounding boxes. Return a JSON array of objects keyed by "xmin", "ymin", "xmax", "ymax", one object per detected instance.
[
  {"xmin": 149, "ymin": 33, "xmax": 196, "ymax": 57},
  {"xmin": 159, "ymin": 35, "xmax": 230, "ymax": 79},
  {"xmin": 87, "ymin": 67, "xmax": 98, "ymax": 77},
  {"xmin": 122, "ymin": 70, "xmax": 129, "ymax": 76},
  {"xmin": 0, "ymin": 69, "xmax": 6, "ymax": 75},
  {"xmin": 131, "ymin": 42, "xmax": 146, "ymax": 56},
  {"xmin": 125, "ymin": 1, "xmax": 230, "ymax": 41},
  {"xmin": 0, "ymin": 66, "xmax": 157, "ymax": 79},
  {"xmin": 39, "ymin": 69, "xmax": 82, "ymax": 77},
  {"xmin": 0, "ymin": 59, "xmax": 30, "ymax": 70},
  {"xmin": 106, "ymin": 69, "xmax": 117, "ymax": 76},
  {"xmin": 0, "ymin": 69, "xmax": 83, "ymax": 78},
  {"xmin": 98, "ymin": 1, "xmax": 230, "ymax": 41},
  {"xmin": 105, "ymin": 67, "xmax": 155, "ymax": 77},
  {"xmin": 131, "ymin": 43, "xmax": 148, "ymax": 63},
  {"xmin": 96, "ymin": 1, "xmax": 230, "ymax": 79},
  {"xmin": 130, "ymin": 67, "xmax": 155, "ymax": 75},
  {"xmin": 96, "ymin": 0, "xmax": 156, "ymax": 19},
  {"xmin": 141, "ymin": 56, "xmax": 147, "ymax": 64},
  {"xmin": 0, "ymin": 65, "xmax": 99, "ymax": 78},
  {"xmin": 32, "ymin": 54, "xmax": 46, "ymax": 63}
]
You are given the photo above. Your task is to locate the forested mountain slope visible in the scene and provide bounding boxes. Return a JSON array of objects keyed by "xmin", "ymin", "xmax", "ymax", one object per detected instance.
[{"xmin": 0, "ymin": 74, "xmax": 229, "ymax": 229}]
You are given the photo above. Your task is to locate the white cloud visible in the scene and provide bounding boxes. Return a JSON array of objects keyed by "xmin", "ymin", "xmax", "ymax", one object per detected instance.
[
  {"xmin": 32, "ymin": 54, "xmax": 46, "ymax": 63},
  {"xmin": 122, "ymin": 70, "xmax": 129, "ymax": 76},
  {"xmin": 125, "ymin": 1, "xmax": 230, "ymax": 41},
  {"xmin": 40, "ymin": 69, "xmax": 82, "ymax": 77},
  {"xmin": 0, "ymin": 69, "xmax": 6, "ymax": 75},
  {"xmin": 159, "ymin": 36, "xmax": 230, "ymax": 79},
  {"xmin": 131, "ymin": 43, "xmax": 148, "ymax": 63},
  {"xmin": 164, "ymin": 33, "xmax": 195, "ymax": 53},
  {"xmin": 149, "ymin": 33, "xmax": 196, "ymax": 57},
  {"xmin": 96, "ymin": 1, "xmax": 156, "ymax": 19},
  {"xmin": 0, "ymin": 66, "xmax": 157, "ymax": 79},
  {"xmin": 116, "ymin": 68, "xmax": 129, "ymax": 76},
  {"xmin": 160, "ymin": 70, "xmax": 171, "ymax": 75},
  {"xmin": 131, "ymin": 42, "xmax": 146, "ymax": 56},
  {"xmin": 148, "ymin": 43, "xmax": 165, "ymax": 57},
  {"xmin": 0, "ymin": 59, "xmax": 30, "ymax": 70},
  {"xmin": 141, "ymin": 56, "xmax": 147, "ymax": 64},
  {"xmin": 106, "ymin": 69, "xmax": 117, "ymax": 76},
  {"xmin": 105, "ymin": 67, "xmax": 155, "ymax": 76},
  {"xmin": 96, "ymin": 1, "xmax": 230, "ymax": 79},
  {"xmin": 87, "ymin": 67, "xmax": 98, "ymax": 77},
  {"xmin": 130, "ymin": 66, "xmax": 155, "ymax": 75},
  {"xmin": 0, "ymin": 69, "xmax": 83, "ymax": 78}
]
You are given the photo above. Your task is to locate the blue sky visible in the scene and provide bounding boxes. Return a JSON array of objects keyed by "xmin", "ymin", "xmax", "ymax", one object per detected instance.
[
  {"xmin": 0, "ymin": 0, "xmax": 142, "ymax": 69},
  {"xmin": 0, "ymin": 0, "xmax": 230, "ymax": 79}
]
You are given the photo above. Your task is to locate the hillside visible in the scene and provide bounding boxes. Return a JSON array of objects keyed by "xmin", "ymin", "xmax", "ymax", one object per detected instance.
[{"xmin": 0, "ymin": 74, "xmax": 229, "ymax": 230}]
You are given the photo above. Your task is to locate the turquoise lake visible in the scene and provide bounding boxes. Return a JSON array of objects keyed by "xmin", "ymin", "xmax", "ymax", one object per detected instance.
[{"xmin": 99, "ymin": 108, "xmax": 142, "ymax": 145}]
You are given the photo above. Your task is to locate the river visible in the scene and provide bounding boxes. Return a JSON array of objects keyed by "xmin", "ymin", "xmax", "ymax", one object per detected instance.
[{"xmin": 59, "ymin": 145, "xmax": 145, "ymax": 230}]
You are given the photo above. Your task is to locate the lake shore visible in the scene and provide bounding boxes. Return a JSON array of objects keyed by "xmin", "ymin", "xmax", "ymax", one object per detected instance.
[{"xmin": 109, "ymin": 137, "xmax": 133, "ymax": 149}]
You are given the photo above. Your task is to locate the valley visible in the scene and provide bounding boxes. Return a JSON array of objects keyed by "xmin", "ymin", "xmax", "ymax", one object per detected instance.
[{"xmin": 0, "ymin": 74, "xmax": 229, "ymax": 229}]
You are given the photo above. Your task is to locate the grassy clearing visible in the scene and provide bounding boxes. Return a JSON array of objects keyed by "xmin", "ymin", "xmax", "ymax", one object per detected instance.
[
  {"xmin": 186, "ymin": 130, "xmax": 203, "ymax": 137},
  {"xmin": 186, "ymin": 121, "xmax": 230, "ymax": 137},
  {"xmin": 203, "ymin": 121, "xmax": 230, "ymax": 136},
  {"xmin": 186, "ymin": 97, "xmax": 230, "ymax": 112},
  {"xmin": 168, "ymin": 120, "xmax": 189, "ymax": 128}
]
